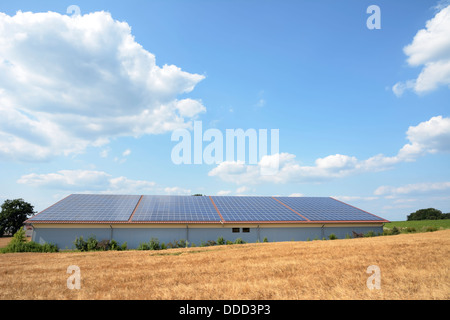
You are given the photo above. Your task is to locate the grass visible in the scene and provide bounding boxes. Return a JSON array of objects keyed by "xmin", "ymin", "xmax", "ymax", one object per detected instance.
[
  {"xmin": 0, "ymin": 230, "xmax": 448, "ymax": 300},
  {"xmin": 384, "ymin": 219, "xmax": 450, "ymax": 233}
]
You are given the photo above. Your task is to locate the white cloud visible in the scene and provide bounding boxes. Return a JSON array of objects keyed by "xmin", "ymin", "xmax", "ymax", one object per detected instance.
[
  {"xmin": 107, "ymin": 176, "xmax": 156, "ymax": 194},
  {"xmin": 163, "ymin": 186, "xmax": 192, "ymax": 195},
  {"xmin": 289, "ymin": 193, "xmax": 304, "ymax": 197},
  {"xmin": 99, "ymin": 148, "xmax": 110, "ymax": 158},
  {"xmin": 17, "ymin": 169, "xmax": 158, "ymax": 194},
  {"xmin": 17, "ymin": 169, "xmax": 197, "ymax": 196},
  {"xmin": 393, "ymin": 5, "xmax": 450, "ymax": 95},
  {"xmin": 122, "ymin": 149, "xmax": 131, "ymax": 157},
  {"xmin": 175, "ymin": 99, "xmax": 206, "ymax": 118},
  {"xmin": 255, "ymin": 99, "xmax": 266, "ymax": 107},
  {"xmin": 236, "ymin": 186, "xmax": 250, "ymax": 194},
  {"xmin": 217, "ymin": 190, "xmax": 232, "ymax": 196},
  {"xmin": 17, "ymin": 170, "xmax": 113, "ymax": 190},
  {"xmin": 399, "ymin": 115, "xmax": 450, "ymax": 156},
  {"xmin": 0, "ymin": 11, "xmax": 205, "ymax": 161},
  {"xmin": 374, "ymin": 181, "xmax": 450, "ymax": 196},
  {"xmin": 208, "ymin": 115, "xmax": 450, "ymax": 185}
]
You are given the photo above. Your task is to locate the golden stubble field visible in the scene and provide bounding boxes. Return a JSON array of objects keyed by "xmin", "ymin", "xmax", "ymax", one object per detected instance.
[{"xmin": 0, "ymin": 230, "xmax": 449, "ymax": 300}]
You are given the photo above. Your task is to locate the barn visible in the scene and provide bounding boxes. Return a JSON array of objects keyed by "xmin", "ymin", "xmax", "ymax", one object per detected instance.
[{"xmin": 26, "ymin": 194, "xmax": 389, "ymax": 249}]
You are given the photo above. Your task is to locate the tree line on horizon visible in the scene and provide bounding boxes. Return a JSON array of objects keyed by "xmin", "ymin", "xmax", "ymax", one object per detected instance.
[{"xmin": 407, "ymin": 208, "xmax": 450, "ymax": 221}]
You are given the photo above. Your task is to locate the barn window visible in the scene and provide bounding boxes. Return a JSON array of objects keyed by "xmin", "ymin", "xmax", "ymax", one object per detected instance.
[
  {"xmin": 242, "ymin": 228, "xmax": 250, "ymax": 233},
  {"xmin": 232, "ymin": 228, "xmax": 240, "ymax": 233}
]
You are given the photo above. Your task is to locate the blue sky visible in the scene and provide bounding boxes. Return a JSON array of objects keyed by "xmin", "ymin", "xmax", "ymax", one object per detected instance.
[{"xmin": 0, "ymin": 0, "xmax": 449, "ymax": 221}]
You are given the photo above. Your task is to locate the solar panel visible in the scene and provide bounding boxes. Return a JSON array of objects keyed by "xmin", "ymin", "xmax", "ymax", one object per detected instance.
[
  {"xmin": 131, "ymin": 195, "xmax": 221, "ymax": 222},
  {"xmin": 211, "ymin": 196, "xmax": 306, "ymax": 221},
  {"xmin": 274, "ymin": 197, "xmax": 384, "ymax": 221},
  {"xmin": 29, "ymin": 194, "xmax": 385, "ymax": 223},
  {"xmin": 30, "ymin": 194, "xmax": 141, "ymax": 221}
]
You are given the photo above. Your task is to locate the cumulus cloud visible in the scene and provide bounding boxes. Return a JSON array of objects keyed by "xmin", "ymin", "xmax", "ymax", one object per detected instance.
[
  {"xmin": 399, "ymin": 115, "xmax": 450, "ymax": 157},
  {"xmin": 289, "ymin": 193, "xmax": 304, "ymax": 197},
  {"xmin": 0, "ymin": 11, "xmax": 205, "ymax": 161},
  {"xmin": 208, "ymin": 115, "xmax": 450, "ymax": 184},
  {"xmin": 236, "ymin": 186, "xmax": 250, "ymax": 194},
  {"xmin": 122, "ymin": 149, "xmax": 131, "ymax": 157},
  {"xmin": 17, "ymin": 169, "xmax": 193, "ymax": 195},
  {"xmin": 374, "ymin": 181, "xmax": 450, "ymax": 196},
  {"xmin": 163, "ymin": 186, "xmax": 192, "ymax": 195},
  {"xmin": 393, "ymin": 5, "xmax": 450, "ymax": 96},
  {"xmin": 217, "ymin": 190, "xmax": 232, "ymax": 196},
  {"xmin": 17, "ymin": 170, "xmax": 112, "ymax": 190},
  {"xmin": 17, "ymin": 169, "xmax": 156, "ymax": 193}
]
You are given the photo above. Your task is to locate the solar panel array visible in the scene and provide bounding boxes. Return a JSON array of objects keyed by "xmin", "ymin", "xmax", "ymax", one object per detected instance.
[
  {"xmin": 210, "ymin": 196, "xmax": 306, "ymax": 221},
  {"xmin": 274, "ymin": 197, "xmax": 384, "ymax": 221},
  {"xmin": 131, "ymin": 195, "xmax": 221, "ymax": 222},
  {"xmin": 30, "ymin": 194, "xmax": 141, "ymax": 221},
  {"xmin": 28, "ymin": 194, "xmax": 385, "ymax": 223}
]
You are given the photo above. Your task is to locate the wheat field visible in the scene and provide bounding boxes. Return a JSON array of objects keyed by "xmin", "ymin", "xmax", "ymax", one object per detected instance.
[{"xmin": 0, "ymin": 230, "xmax": 449, "ymax": 300}]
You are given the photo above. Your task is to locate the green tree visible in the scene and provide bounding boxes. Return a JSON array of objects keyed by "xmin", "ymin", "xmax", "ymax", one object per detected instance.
[
  {"xmin": 0, "ymin": 199, "xmax": 36, "ymax": 237},
  {"xmin": 407, "ymin": 208, "xmax": 443, "ymax": 221}
]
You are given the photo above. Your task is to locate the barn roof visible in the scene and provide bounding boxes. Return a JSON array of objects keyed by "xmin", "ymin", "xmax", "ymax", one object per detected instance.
[{"xmin": 27, "ymin": 194, "xmax": 389, "ymax": 224}]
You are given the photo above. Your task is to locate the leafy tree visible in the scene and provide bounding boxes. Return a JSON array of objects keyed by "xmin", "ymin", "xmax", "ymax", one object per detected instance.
[
  {"xmin": 407, "ymin": 208, "xmax": 444, "ymax": 221},
  {"xmin": 0, "ymin": 199, "xmax": 35, "ymax": 237}
]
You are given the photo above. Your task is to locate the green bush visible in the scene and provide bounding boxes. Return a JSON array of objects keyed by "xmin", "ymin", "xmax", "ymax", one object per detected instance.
[
  {"xmin": 234, "ymin": 238, "xmax": 245, "ymax": 244},
  {"xmin": 178, "ymin": 239, "xmax": 187, "ymax": 248},
  {"xmin": 226, "ymin": 240, "xmax": 233, "ymax": 245},
  {"xmin": 1, "ymin": 241, "xmax": 59, "ymax": 253},
  {"xmin": 425, "ymin": 226, "xmax": 438, "ymax": 232},
  {"xmin": 364, "ymin": 231, "xmax": 376, "ymax": 237},
  {"xmin": 217, "ymin": 236, "xmax": 225, "ymax": 245},
  {"xmin": 263, "ymin": 237, "xmax": 268, "ymax": 243},
  {"xmin": 138, "ymin": 238, "xmax": 161, "ymax": 250},
  {"xmin": 1, "ymin": 228, "xmax": 58, "ymax": 253},
  {"xmin": 167, "ymin": 239, "xmax": 187, "ymax": 249},
  {"xmin": 148, "ymin": 238, "xmax": 160, "ymax": 250},
  {"xmin": 86, "ymin": 235, "xmax": 98, "ymax": 251},
  {"xmin": 12, "ymin": 226, "xmax": 27, "ymax": 243},
  {"xmin": 405, "ymin": 227, "xmax": 416, "ymax": 233},
  {"xmin": 73, "ymin": 236, "xmax": 88, "ymax": 251},
  {"xmin": 110, "ymin": 239, "xmax": 120, "ymax": 251},
  {"xmin": 74, "ymin": 236, "xmax": 127, "ymax": 251},
  {"xmin": 137, "ymin": 242, "xmax": 150, "ymax": 250},
  {"xmin": 328, "ymin": 233, "xmax": 337, "ymax": 240},
  {"xmin": 345, "ymin": 233, "xmax": 351, "ymax": 239}
]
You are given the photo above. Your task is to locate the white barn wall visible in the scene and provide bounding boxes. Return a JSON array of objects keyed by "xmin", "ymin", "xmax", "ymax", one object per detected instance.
[{"xmin": 32, "ymin": 223, "xmax": 384, "ymax": 249}]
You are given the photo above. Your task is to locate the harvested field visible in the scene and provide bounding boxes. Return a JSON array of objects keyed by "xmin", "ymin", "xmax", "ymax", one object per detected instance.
[{"xmin": 0, "ymin": 230, "xmax": 449, "ymax": 300}]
